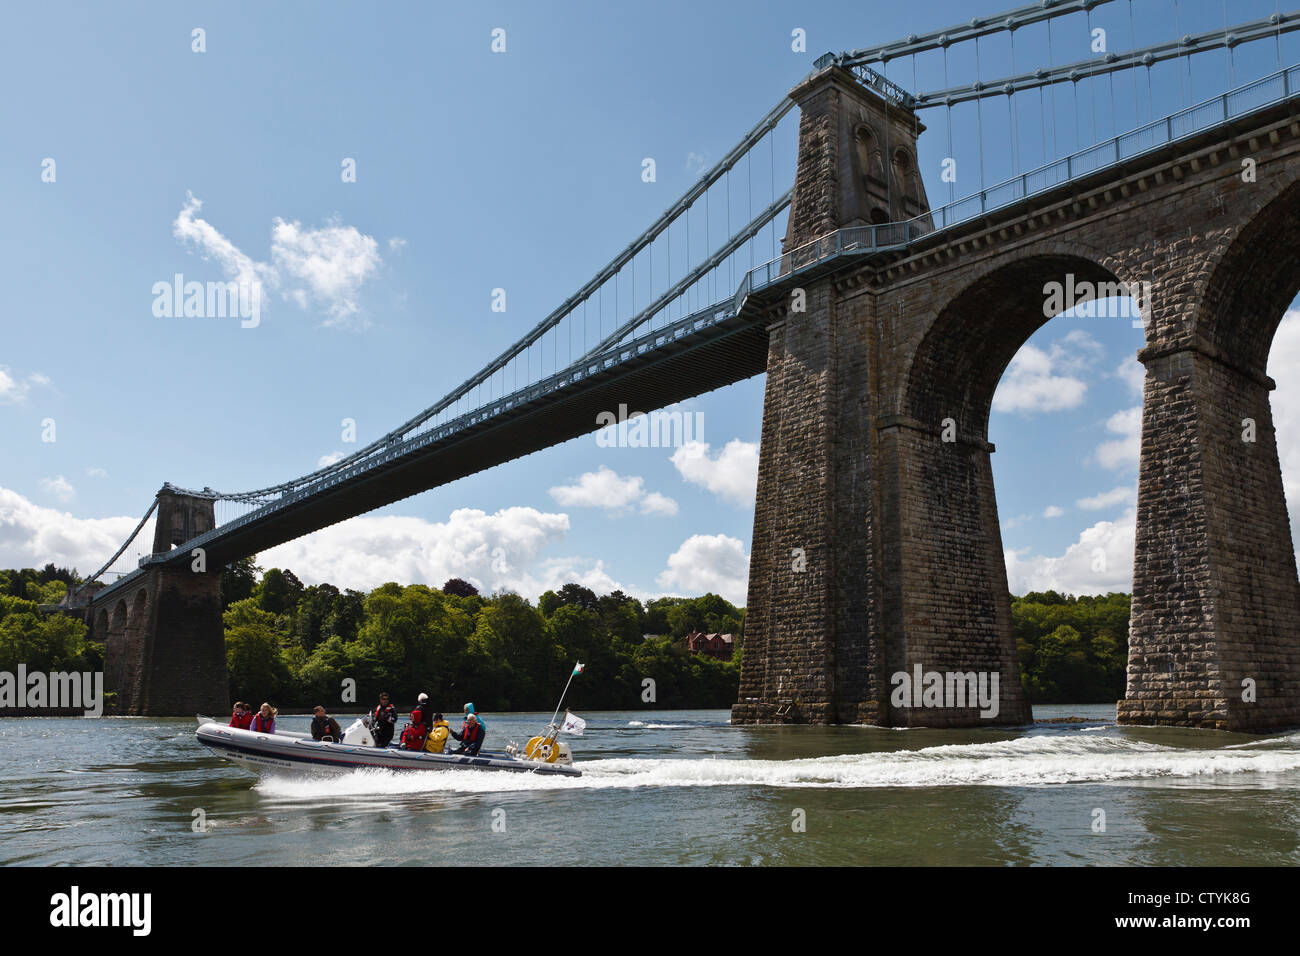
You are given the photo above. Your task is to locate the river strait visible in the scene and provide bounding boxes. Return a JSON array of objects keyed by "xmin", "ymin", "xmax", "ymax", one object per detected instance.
[{"xmin": 3, "ymin": 705, "xmax": 1298, "ymax": 866}]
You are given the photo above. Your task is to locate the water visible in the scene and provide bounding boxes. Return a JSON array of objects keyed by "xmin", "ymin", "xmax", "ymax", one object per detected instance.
[{"xmin": 3, "ymin": 705, "xmax": 1298, "ymax": 866}]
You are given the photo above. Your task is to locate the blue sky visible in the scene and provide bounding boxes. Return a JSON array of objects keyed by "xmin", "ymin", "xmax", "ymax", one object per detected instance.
[{"xmin": 4, "ymin": 0, "xmax": 1300, "ymax": 605}]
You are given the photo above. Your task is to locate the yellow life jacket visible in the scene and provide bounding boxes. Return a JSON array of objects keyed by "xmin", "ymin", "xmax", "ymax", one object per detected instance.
[{"xmin": 425, "ymin": 721, "xmax": 451, "ymax": 753}]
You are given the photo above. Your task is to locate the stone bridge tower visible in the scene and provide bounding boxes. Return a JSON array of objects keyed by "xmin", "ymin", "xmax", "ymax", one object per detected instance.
[
  {"xmin": 91, "ymin": 486, "xmax": 227, "ymax": 716},
  {"xmin": 732, "ymin": 61, "xmax": 1028, "ymax": 727}
]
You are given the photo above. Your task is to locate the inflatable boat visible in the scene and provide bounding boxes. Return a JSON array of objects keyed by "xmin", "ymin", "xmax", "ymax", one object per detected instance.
[{"xmin": 194, "ymin": 715, "xmax": 582, "ymax": 777}]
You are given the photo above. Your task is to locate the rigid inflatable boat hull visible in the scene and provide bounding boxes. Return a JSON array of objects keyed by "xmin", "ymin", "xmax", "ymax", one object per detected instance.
[{"xmin": 195, "ymin": 720, "xmax": 582, "ymax": 777}]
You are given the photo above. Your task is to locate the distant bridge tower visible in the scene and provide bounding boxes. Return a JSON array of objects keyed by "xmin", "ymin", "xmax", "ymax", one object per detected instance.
[{"xmin": 91, "ymin": 486, "xmax": 227, "ymax": 716}]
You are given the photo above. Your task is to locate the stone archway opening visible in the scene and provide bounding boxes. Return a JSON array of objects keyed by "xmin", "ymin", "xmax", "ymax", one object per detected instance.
[{"xmin": 890, "ymin": 252, "xmax": 1139, "ymax": 726}]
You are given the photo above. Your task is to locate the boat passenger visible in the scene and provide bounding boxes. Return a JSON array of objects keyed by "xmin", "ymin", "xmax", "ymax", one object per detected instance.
[
  {"xmin": 249, "ymin": 703, "xmax": 278, "ymax": 734},
  {"xmin": 413, "ymin": 692, "xmax": 435, "ymax": 728},
  {"xmin": 462, "ymin": 702, "xmax": 486, "ymax": 731},
  {"xmin": 229, "ymin": 701, "xmax": 254, "ymax": 730},
  {"xmin": 400, "ymin": 707, "xmax": 431, "ymax": 751},
  {"xmin": 310, "ymin": 705, "xmax": 343, "ymax": 742},
  {"xmin": 425, "ymin": 713, "xmax": 451, "ymax": 754},
  {"xmin": 450, "ymin": 712, "xmax": 485, "ymax": 755},
  {"xmin": 370, "ymin": 693, "xmax": 397, "ymax": 748}
]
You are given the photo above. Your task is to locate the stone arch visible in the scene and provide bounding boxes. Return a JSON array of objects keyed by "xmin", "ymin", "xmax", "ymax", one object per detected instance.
[
  {"xmin": 902, "ymin": 248, "xmax": 1127, "ymax": 439},
  {"xmin": 877, "ymin": 246, "xmax": 1141, "ymax": 729},
  {"xmin": 891, "ymin": 146, "xmax": 920, "ymax": 209},
  {"xmin": 854, "ymin": 124, "xmax": 885, "ymax": 184},
  {"xmin": 1194, "ymin": 176, "xmax": 1300, "ymax": 373}
]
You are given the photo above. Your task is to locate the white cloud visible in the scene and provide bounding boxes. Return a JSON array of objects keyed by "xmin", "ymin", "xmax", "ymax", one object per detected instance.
[
  {"xmin": 317, "ymin": 451, "xmax": 345, "ymax": 468},
  {"xmin": 685, "ymin": 151, "xmax": 708, "ymax": 174},
  {"xmin": 550, "ymin": 466, "xmax": 645, "ymax": 510},
  {"xmin": 993, "ymin": 331, "xmax": 1101, "ymax": 415},
  {"xmin": 1116, "ymin": 356, "xmax": 1144, "ymax": 397},
  {"xmin": 548, "ymin": 466, "xmax": 678, "ymax": 517},
  {"xmin": 173, "ymin": 193, "xmax": 386, "ymax": 328},
  {"xmin": 173, "ymin": 192, "xmax": 271, "ymax": 300},
  {"xmin": 0, "ymin": 366, "xmax": 51, "ymax": 405},
  {"xmin": 1095, "ymin": 406, "xmax": 1142, "ymax": 470},
  {"xmin": 1076, "ymin": 484, "xmax": 1136, "ymax": 511},
  {"xmin": 0, "ymin": 487, "xmax": 155, "ymax": 576},
  {"xmin": 387, "ymin": 237, "xmax": 407, "ymax": 252},
  {"xmin": 85, "ymin": 467, "xmax": 108, "ymax": 479},
  {"xmin": 40, "ymin": 476, "xmax": 75, "ymax": 503},
  {"xmin": 269, "ymin": 215, "xmax": 382, "ymax": 326},
  {"xmin": 656, "ymin": 533, "xmax": 749, "ymax": 606},
  {"xmin": 1004, "ymin": 509, "xmax": 1136, "ymax": 595},
  {"xmin": 1043, "ymin": 505, "xmax": 1064, "ymax": 518},
  {"xmin": 670, "ymin": 439, "xmax": 759, "ymax": 507},
  {"xmin": 1002, "ymin": 512, "xmax": 1033, "ymax": 531},
  {"xmin": 258, "ymin": 506, "xmax": 633, "ymax": 599},
  {"xmin": 640, "ymin": 492, "xmax": 679, "ymax": 517}
]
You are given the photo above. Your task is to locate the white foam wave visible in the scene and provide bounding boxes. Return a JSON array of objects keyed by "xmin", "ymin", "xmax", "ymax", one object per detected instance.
[
  {"xmin": 251, "ymin": 733, "xmax": 1300, "ymax": 798},
  {"xmin": 626, "ymin": 721, "xmax": 693, "ymax": 729}
]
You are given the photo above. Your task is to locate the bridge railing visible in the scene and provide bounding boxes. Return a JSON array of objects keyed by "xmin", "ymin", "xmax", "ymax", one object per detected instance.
[{"xmin": 905, "ymin": 64, "xmax": 1300, "ymax": 241}]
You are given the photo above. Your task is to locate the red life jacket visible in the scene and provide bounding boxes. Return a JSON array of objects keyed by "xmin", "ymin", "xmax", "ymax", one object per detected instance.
[
  {"xmin": 230, "ymin": 711, "xmax": 253, "ymax": 730},
  {"xmin": 401, "ymin": 722, "xmax": 430, "ymax": 751},
  {"xmin": 250, "ymin": 714, "xmax": 275, "ymax": 733}
]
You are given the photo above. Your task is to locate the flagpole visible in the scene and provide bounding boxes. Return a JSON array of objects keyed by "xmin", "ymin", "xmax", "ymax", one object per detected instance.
[{"xmin": 548, "ymin": 663, "xmax": 580, "ymax": 729}]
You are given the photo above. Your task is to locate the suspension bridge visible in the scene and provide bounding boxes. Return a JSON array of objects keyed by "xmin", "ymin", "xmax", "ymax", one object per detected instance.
[{"xmin": 76, "ymin": 0, "xmax": 1300, "ymax": 729}]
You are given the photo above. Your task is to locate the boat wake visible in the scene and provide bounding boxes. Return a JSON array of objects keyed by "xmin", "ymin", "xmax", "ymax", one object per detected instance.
[{"xmin": 252, "ymin": 732, "xmax": 1300, "ymax": 799}]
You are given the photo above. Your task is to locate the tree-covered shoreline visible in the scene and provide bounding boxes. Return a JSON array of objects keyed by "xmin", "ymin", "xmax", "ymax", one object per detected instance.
[
  {"xmin": 1, "ymin": 563, "xmax": 1132, "ymax": 712},
  {"xmin": 220, "ymin": 560, "xmax": 744, "ymax": 712}
]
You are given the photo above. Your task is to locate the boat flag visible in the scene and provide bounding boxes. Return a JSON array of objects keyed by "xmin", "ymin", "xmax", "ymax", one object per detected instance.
[
  {"xmin": 572, "ymin": 662, "xmax": 585, "ymax": 676},
  {"xmin": 563, "ymin": 711, "xmax": 587, "ymax": 735}
]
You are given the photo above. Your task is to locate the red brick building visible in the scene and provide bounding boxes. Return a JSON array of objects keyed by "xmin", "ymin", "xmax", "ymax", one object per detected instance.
[{"xmin": 686, "ymin": 631, "xmax": 735, "ymax": 661}]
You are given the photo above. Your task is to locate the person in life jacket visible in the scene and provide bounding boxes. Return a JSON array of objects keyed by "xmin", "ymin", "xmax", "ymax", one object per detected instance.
[
  {"xmin": 425, "ymin": 713, "xmax": 451, "ymax": 754},
  {"xmin": 462, "ymin": 702, "xmax": 486, "ymax": 732},
  {"xmin": 229, "ymin": 701, "xmax": 254, "ymax": 730},
  {"xmin": 400, "ymin": 706, "xmax": 431, "ymax": 751},
  {"xmin": 450, "ymin": 712, "xmax": 485, "ymax": 755},
  {"xmin": 413, "ymin": 693, "xmax": 435, "ymax": 729},
  {"xmin": 310, "ymin": 705, "xmax": 343, "ymax": 742},
  {"xmin": 250, "ymin": 703, "xmax": 277, "ymax": 734},
  {"xmin": 370, "ymin": 692, "xmax": 397, "ymax": 748}
]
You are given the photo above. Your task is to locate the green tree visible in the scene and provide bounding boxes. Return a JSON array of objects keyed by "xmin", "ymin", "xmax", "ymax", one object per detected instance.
[
  {"xmin": 224, "ymin": 599, "xmax": 291, "ymax": 701},
  {"xmin": 221, "ymin": 556, "xmax": 261, "ymax": 609}
]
